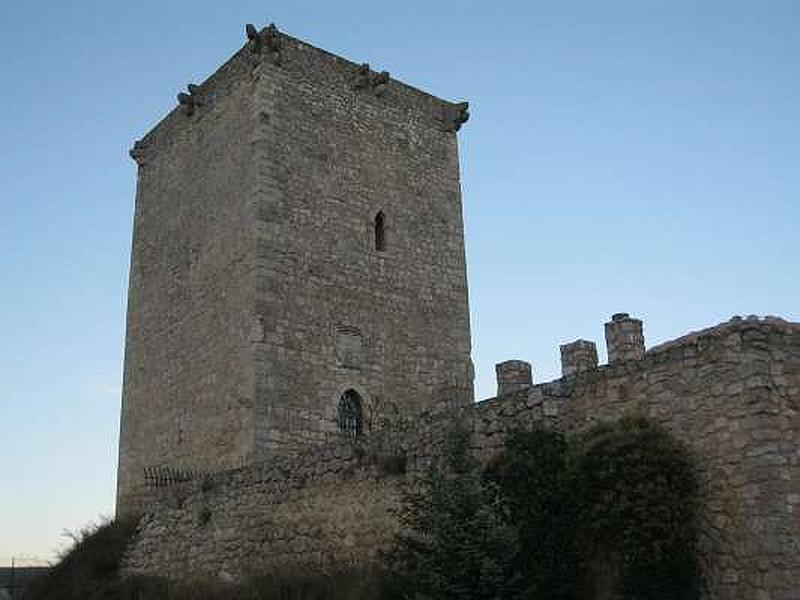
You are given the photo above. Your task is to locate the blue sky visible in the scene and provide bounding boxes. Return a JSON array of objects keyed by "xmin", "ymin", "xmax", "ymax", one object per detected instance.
[{"xmin": 1, "ymin": 0, "xmax": 798, "ymax": 562}]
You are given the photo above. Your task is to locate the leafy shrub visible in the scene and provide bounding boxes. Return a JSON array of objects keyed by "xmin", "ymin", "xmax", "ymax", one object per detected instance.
[
  {"xmin": 244, "ymin": 568, "xmax": 392, "ymax": 600},
  {"xmin": 390, "ymin": 417, "xmax": 702, "ymax": 600},
  {"xmin": 24, "ymin": 517, "xmax": 140, "ymax": 600},
  {"xmin": 572, "ymin": 417, "xmax": 703, "ymax": 599},
  {"xmin": 485, "ymin": 428, "xmax": 579, "ymax": 600},
  {"xmin": 387, "ymin": 425, "xmax": 521, "ymax": 600}
]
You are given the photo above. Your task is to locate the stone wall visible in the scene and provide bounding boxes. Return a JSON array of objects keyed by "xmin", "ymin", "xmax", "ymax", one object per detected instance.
[
  {"xmin": 118, "ymin": 25, "xmax": 474, "ymax": 516},
  {"xmin": 118, "ymin": 48, "xmax": 261, "ymax": 515},
  {"xmin": 249, "ymin": 31, "xmax": 474, "ymax": 457},
  {"xmin": 469, "ymin": 316, "xmax": 800, "ymax": 599},
  {"xmin": 123, "ymin": 316, "xmax": 800, "ymax": 599},
  {"xmin": 122, "ymin": 440, "xmax": 407, "ymax": 579}
]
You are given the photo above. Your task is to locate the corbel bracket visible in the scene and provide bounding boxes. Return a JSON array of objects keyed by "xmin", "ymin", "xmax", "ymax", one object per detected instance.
[
  {"xmin": 246, "ymin": 23, "xmax": 282, "ymax": 64},
  {"xmin": 441, "ymin": 101, "xmax": 470, "ymax": 132},
  {"xmin": 177, "ymin": 83, "xmax": 204, "ymax": 116},
  {"xmin": 129, "ymin": 139, "xmax": 147, "ymax": 166},
  {"xmin": 353, "ymin": 63, "xmax": 391, "ymax": 97}
]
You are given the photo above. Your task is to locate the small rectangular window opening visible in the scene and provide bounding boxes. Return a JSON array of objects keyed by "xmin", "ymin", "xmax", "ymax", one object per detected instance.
[{"xmin": 375, "ymin": 211, "xmax": 386, "ymax": 251}]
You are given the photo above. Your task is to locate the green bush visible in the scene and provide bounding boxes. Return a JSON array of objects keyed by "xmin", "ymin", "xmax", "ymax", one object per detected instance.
[
  {"xmin": 244, "ymin": 568, "xmax": 392, "ymax": 600},
  {"xmin": 24, "ymin": 517, "xmax": 390, "ymax": 600},
  {"xmin": 390, "ymin": 417, "xmax": 702, "ymax": 600},
  {"xmin": 24, "ymin": 517, "xmax": 391, "ymax": 600},
  {"xmin": 485, "ymin": 428, "xmax": 579, "ymax": 600},
  {"xmin": 572, "ymin": 417, "xmax": 703, "ymax": 600},
  {"xmin": 387, "ymin": 425, "xmax": 521, "ymax": 600}
]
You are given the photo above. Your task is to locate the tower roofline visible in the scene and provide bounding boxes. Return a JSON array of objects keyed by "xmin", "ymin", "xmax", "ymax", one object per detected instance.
[{"xmin": 131, "ymin": 23, "xmax": 469, "ymax": 160}]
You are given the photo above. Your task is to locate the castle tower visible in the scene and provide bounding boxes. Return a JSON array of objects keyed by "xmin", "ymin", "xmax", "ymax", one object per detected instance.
[{"xmin": 117, "ymin": 25, "xmax": 473, "ymax": 515}]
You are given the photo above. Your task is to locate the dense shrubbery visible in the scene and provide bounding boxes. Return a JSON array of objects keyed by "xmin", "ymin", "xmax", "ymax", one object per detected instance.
[
  {"xmin": 484, "ymin": 427, "xmax": 579, "ymax": 599},
  {"xmin": 27, "ymin": 559, "xmax": 390, "ymax": 600},
  {"xmin": 387, "ymin": 427, "xmax": 522, "ymax": 599},
  {"xmin": 390, "ymin": 417, "xmax": 702, "ymax": 600},
  {"xmin": 571, "ymin": 418, "xmax": 702, "ymax": 599},
  {"xmin": 27, "ymin": 417, "xmax": 701, "ymax": 600}
]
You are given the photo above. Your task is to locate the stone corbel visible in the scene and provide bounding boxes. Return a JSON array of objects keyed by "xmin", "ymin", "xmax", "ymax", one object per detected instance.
[
  {"xmin": 353, "ymin": 63, "xmax": 372, "ymax": 90},
  {"xmin": 441, "ymin": 101, "xmax": 470, "ymax": 132},
  {"xmin": 245, "ymin": 22, "xmax": 283, "ymax": 64},
  {"xmin": 245, "ymin": 23, "xmax": 262, "ymax": 53},
  {"xmin": 177, "ymin": 83, "xmax": 204, "ymax": 116},
  {"xmin": 129, "ymin": 140, "xmax": 148, "ymax": 166},
  {"xmin": 352, "ymin": 63, "xmax": 391, "ymax": 97}
]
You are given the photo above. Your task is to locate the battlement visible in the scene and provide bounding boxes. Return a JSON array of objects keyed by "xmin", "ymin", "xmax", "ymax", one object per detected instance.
[
  {"xmin": 124, "ymin": 313, "xmax": 800, "ymax": 598},
  {"xmin": 497, "ymin": 313, "xmax": 800, "ymax": 392}
]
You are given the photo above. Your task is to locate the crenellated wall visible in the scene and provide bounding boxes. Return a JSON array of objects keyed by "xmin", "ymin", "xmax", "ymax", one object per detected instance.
[
  {"xmin": 123, "ymin": 315, "xmax": 800, "ymax": 599},
  {"xmin": 476, "ymin": 315, "xmax": 800, "ymax": 598}
]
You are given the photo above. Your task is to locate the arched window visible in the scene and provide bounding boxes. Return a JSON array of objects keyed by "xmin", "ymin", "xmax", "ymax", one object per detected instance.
[
  {"xmin": 374, "ymin": 211, "xmax": 386, "ymax": 252},
  {"xmin": 337, "ymin": 389, "xmax": 363, "ymax": 438}
]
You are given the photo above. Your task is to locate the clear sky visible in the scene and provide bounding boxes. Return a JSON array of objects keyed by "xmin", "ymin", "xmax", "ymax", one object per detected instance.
[{"xmin": 1, "ymin": 0, "xmax": 798, "ymax": 563}]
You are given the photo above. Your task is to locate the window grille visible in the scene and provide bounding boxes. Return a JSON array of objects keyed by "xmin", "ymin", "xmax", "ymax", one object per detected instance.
[{"xmin": 338, "ymin": 389, "xmax": 363, "ymax": 438}]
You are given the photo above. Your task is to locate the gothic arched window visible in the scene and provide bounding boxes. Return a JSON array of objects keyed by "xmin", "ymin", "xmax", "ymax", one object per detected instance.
[
  {"xmin": 338, "ymin": 389, "xmax": 363, "ymax": 438},
  {"xmin": 374, "ymin": 211, "xmax": 386, "ymax": 252}
]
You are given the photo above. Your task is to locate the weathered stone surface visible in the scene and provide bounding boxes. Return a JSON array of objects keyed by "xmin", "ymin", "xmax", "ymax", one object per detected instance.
[
  {"xmin": 117, "ymin": 26, "xmax": 800, "ymax": 600},
  {"xmin": 123, "ymin": 318, "xmax": 800, "ymax": 600},
  {"xmin": 124, "ymin": 443, "xmax": 405, "ymax": 579},
  {"xmin": 605, "ymin": 312, "xmax": 645, "ymax": 363},
  {"xmin": 495, "ymin": 359, "xmax": 532, "ymax": 395},
  {"xmin": 117, "ymin": 26, "xmax": 474, "ymax": 517},
  {"xmin": 560, "ymin": 339, "xmax": 598, "ymax": 376}
]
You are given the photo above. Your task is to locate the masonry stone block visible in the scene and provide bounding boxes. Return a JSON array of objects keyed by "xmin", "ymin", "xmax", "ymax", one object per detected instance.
[
  {"xmin": 115, "ymin": 24, "xmax": 800, "ymax": 600},
  {"xmin": 560, "ymin": 339, "xmax": 599, "ymax": 376},
  {"xmin": 117, "ymin": 26, "xmax": 474, "ymax": 517},
  {"xmin": 495, "ymin": 360, "xmax": 533, "ymax": 395},
  {"xmin": 604, "ymin": 312, "xmax": 645, "ymax": 363}
]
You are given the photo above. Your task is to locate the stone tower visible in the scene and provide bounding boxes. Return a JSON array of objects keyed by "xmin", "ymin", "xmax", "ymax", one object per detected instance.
[{"xmin": 116, "ymin": 25, "xmax": 474, "ymax": 515}]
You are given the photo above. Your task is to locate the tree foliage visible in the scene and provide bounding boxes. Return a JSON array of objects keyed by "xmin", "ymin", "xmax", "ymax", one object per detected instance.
[
  {"xmin": 572, "ymin": 417, "xmax": 702, "ymax": 599},
  {"xmin": 389, "ymin": 417, "xmax": 703, "ymax": 600},
  {"xmin": 485, "ymin": 427, "xmax": 579, "ymax": 600},
  {"xmin": 387, "ymin": 425, "xmax": 521, "ymax": 600}
]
